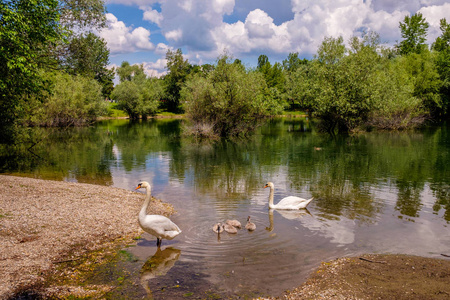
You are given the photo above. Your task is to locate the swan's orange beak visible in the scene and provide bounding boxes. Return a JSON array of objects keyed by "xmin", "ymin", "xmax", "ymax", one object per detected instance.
[
  {"xmin": 135, "ymin": 184, "xmax": 141, "ymax": 190},
  {"xmin": 264, "ymin": 184, "xmax": 268, "ymax": 188}
]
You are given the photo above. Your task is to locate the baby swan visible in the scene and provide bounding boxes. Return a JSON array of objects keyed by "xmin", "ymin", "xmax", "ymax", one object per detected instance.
[
  {"xmin": 225, "ymin": 219, "xmax": 242, "ymax": 229},
  {"xmin": 245, "ymin": 216, "xmax": 256, "ymax": 231},
  {"xmin": 223, "ymin": 223, "xmax": 238, "ymax": 234},
  {"xmin": 213, "ymin": 223, "xmax": 224, "ymax": 233}
]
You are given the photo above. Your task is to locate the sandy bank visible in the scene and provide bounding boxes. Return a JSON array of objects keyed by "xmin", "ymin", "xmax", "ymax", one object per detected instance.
[{"xmin": 0, "ymin": 175, "xmax": 174, "ymax": 299}]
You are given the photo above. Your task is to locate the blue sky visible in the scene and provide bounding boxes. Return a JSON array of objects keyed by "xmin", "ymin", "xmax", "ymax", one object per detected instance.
[{"xmin": 102, "ymin": 0, "xmax": 450, "ymax": 77}]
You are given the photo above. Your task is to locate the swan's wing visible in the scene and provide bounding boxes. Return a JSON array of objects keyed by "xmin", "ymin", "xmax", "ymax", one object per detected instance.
[
  {"xmin": 278, "ymin": 196, "xmax": 309, "ymax": 206},
  {"xmin": 275, "ymin": 196, "xmax": 313, "ymax": 209},
  {"xmin": 142, "ymin": 215, "xmax": 181, "ymax": 232}
]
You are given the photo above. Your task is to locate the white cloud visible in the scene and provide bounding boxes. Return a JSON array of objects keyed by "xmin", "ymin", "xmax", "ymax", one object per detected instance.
[
  {"xmin": 245, "ymin": 9, "xmax": 276, "ymax": 38},
  {"xmin": 165, "ymin": 29, "xmax": 183, "ymax": 41},
  {"xmin": 142, "ymin": 7, "xmax": 163, "ymax": 26},
  {"xmin": 142, "ymin": 59, "xmax": 167, "ymax": 77},
  {"xmin": 99, "ymin": 13, "xmax": 154, "ymax": 54},
  {"xmin": 105, "ymin": 0, "xmax": 450, "ymax": 66},
  {"xmin": 154, "ymin": 42, "xmax": 171, "ymax": 55},
  {"xmin": 419, "ymin": 3, "xmax": 450, "ymax": 42},
  {"xmin": 211, "ymin": 0, "xmax": 235, "ymax": 15}
]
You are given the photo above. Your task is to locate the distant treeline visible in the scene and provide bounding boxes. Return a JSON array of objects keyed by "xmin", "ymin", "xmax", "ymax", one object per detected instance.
[
  {"xmin": 112, "ymin": 13, "xmax": 450, "ymax": 136},
  {"xmin": 1, "ymin": 0, "xmax": 449, "ymax": 142}
]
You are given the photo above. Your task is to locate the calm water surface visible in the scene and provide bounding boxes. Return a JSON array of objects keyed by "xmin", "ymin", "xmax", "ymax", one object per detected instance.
[{"xmin": 1, "ymin": 118, "xmax": 450, "ymax": 298}]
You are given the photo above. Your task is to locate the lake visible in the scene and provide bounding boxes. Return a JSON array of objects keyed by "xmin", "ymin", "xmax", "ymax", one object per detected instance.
[{"xmin": 1, "ymin": 117, "xmax": 449, "ymax": 298}]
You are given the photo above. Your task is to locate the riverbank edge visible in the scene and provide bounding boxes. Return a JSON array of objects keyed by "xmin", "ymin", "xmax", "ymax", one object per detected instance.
[{"xmin": 0, "ymin": 175, "xmax": 175, "ymax": 299}]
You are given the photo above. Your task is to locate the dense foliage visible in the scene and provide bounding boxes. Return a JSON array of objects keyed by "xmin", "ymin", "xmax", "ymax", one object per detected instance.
[
  {"xmin": 0, "ymin": 0, "xmax": 111, "ymax": 144},
  {"xmin": 181, "ymin": 55, "xmax": 284, "ymax": 138},
  {"xmin": 111, "ymin": 62, "xmax": 162, "ymax": 120},
  {"xmin": 24, "ymin": 71, "xmax": 106, "ymax": 127},
  {"xmin": 2, "ymin": 3, "xmax": 450, "ymax": 141},
  {"xmin": 0, "ymin": 0, "xmax": 62, "ymax": 142}
]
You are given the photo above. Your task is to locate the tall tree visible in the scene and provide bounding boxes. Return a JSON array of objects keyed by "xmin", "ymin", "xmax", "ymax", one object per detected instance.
[
  {"xmin": 112, "ymin": 67, "xmax": 162, "ymax": 120},
  {"xmin": 59, "ymin": 0, "xmax": 106, "ymax": 32},
  {"xmin": 432, "ymin": 18, "xmax": 450, "ymax": 52},
  {"xmin": 316, "ymin": 36, "xmax": 346, "ymax": 64},
  {"xmin": 0, "ymin": 0, "xmax": 62, "ymax": 143},
  {"xmin": 433, "ymin": 18, "xmax": 450, "ymax": 117},
  {"xmin": 397, "ymin": 13, "xmax": 429, "ymax": 55},
  {"xmin": 65, "ymin": 32, "xmax": 113, "ymax": 98},
  {"xmin": 282, "ymin": 52, "xmax": 308, "ymax": 73},
  {"xmin": 116, "ymin": 61, "xmax": 145, "ymax": 83},
  {"xmin": 256, "ymin": 54, "xmax": 285, "ymax": 90},
  {"xmin": 163, "ymin": 49, "xmax": 190, "ymax": 113},
  {"xmin": 257, "ymin": 54, "xmax": 269, "ymax": 70}
]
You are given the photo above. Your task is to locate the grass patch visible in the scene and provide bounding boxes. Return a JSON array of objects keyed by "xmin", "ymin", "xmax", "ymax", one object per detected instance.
[{"xmin": 105, "ymin": 102, "xmax": 128, "ymax": 118}]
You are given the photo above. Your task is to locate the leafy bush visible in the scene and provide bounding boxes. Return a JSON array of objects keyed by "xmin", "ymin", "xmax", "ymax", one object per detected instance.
[
  {"xmin": 111, "ymin": 74, "xmax": 162, "ymax": 120},
  {"xmin": 25, "ymin": 71, "xmax": 107, "ymax": 127},
  {"xmin": 181, "ymin": 55, "xmax": 284, "ymax": 138},
  {"xmin": 289, "ymin": 33, "xmax": 426, "ymax": 133}
]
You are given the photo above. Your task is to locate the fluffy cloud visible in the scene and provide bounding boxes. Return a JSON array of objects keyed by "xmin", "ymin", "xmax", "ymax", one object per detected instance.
[
  {"xmin": 142, "ymin": 7, "xmax": 163, "ymax": 26},
  {"xmin": 142, "ymin": 59, "xmax": 167, "ymax": 77},
  {"xmin": 419, "ymin": 3, "xmax": 450, "ymax": 42},
  {"xmin": 99, "ymin": 13, "xmax": 154, "ymax": 54},
  {"xmin": 105, "ymin": 0, "xmax": 450, "ymax": 66}
]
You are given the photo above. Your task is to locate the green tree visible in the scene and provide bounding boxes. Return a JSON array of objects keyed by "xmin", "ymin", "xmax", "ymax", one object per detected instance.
[
  {"xmin": 316, "ymin": 36, "xmax": 346, "ymax": 64},
  {"xmin": 432, "ymin": 19, "xmax": 450, "ymax": 52},
  {"xmin": 397, "ymin": 13, "xmax": 429, "ymax": 55},
  {"xmin": 400, "ymin": 52, "xmax": 442, "ymax": 117},
  {"xmin": 116, "ymin": 61, "xmax": 145, "ymax": 82},
  {"xmin": 433, "ymin": 19, "xmax": 450, "ymax": 117},
  {"xmin": 0, "ymin": 0, "xmax": 62, "ymax": 143},
  {"xmin": 25, "ymin": 71, "xmax": 106, "ymax": 126},
  {"xmin": 256, "ymin": 55, "xmax": 286, "ymax": 91},
  {"xmin": 112, "ymin": 65, "xmax": 162, "ymax": 120},
  {"xmin": 312, "ymin": 35, "xmax": 378, "ymax": 132},
  {"xmin": 182, "ymin": 54, "xmax": 284, "ymax": 138},
  {"xmin": 163, "ymin": 48, "xmax": 191, "ymax": 113},
  {"xmin": 59, "ymin": 0, "xmax": 106, "ymax": 32},
  {"xmin": 65, "ymin": 32, "xmax": 113, "ymax": 98},
  {"xmin": 297, "ymin": 33, "xmax": 423, "ymax": 133},
  {"xmin": 282, "ymin": 52, "xmax": 308, "ymax": 73}
]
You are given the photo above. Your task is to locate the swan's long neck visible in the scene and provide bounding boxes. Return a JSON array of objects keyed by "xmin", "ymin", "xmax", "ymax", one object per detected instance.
[
  {"xmin": 140, "ymin": 187, "xmax": 151, "ymax": 220},
  {"xmin": 268, "ymin": 186, "xmax": 275, "ymax": 208}
]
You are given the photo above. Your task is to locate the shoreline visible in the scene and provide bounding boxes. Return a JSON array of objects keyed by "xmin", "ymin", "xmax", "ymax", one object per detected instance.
[
  {"xmin": 1, "ymin": 175, "xmax": 449, "ymax": 299},
  {"xmin": 0, "ymin": 175, "xmax": 174, "ymax": 299}
]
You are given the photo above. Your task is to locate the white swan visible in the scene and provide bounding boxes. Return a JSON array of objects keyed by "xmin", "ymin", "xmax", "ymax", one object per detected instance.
[
  {"xmin": 245, "ymin": 216, "xmax": 256, "ymax": 231},
  {"xmin": 135, "ymin": 181, "xmax": 182, "ymax": 247},
  {"xmin": 264, "ymin": 182, "xmax": 314, "ymax": 210},
  {"xmin": 225, "ymin": 219, "xmax": 242, "ymax": 229}
]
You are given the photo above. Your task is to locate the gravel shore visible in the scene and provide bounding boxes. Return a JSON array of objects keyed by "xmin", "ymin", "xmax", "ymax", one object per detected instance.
[{"xmin": 0, "ymin": 175, "xmax": 174, "ymax": 299}]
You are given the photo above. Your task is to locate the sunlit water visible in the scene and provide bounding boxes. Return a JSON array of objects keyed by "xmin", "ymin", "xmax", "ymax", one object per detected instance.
[{"xmin": 1, "ymin": 118, "xmax": 449, "ymax": 298}]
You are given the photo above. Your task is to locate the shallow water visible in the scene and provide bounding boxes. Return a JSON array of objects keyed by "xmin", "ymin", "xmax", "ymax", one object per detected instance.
[{"xmin": 1, "ymin": 118, "xmax": 449, "ymax": 298}]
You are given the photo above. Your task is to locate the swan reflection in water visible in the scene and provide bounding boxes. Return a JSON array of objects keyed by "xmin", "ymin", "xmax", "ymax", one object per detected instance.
[
  {"xmin": 140, "ymin": 247, "xmax": 181, "ymax": 297},
  {"xmin": 266, "ymin": 208, "xmax": 312, "ymax": 232}
]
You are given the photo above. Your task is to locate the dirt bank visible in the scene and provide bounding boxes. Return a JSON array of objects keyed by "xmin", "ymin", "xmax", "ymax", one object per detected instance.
[
  {"xmin": 0, "ymin": 175, "xmax": 174, "ymax": 299},
  {"xmin": 270, "ymin": 254, "xmax": 450, "ymax": 299}
]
